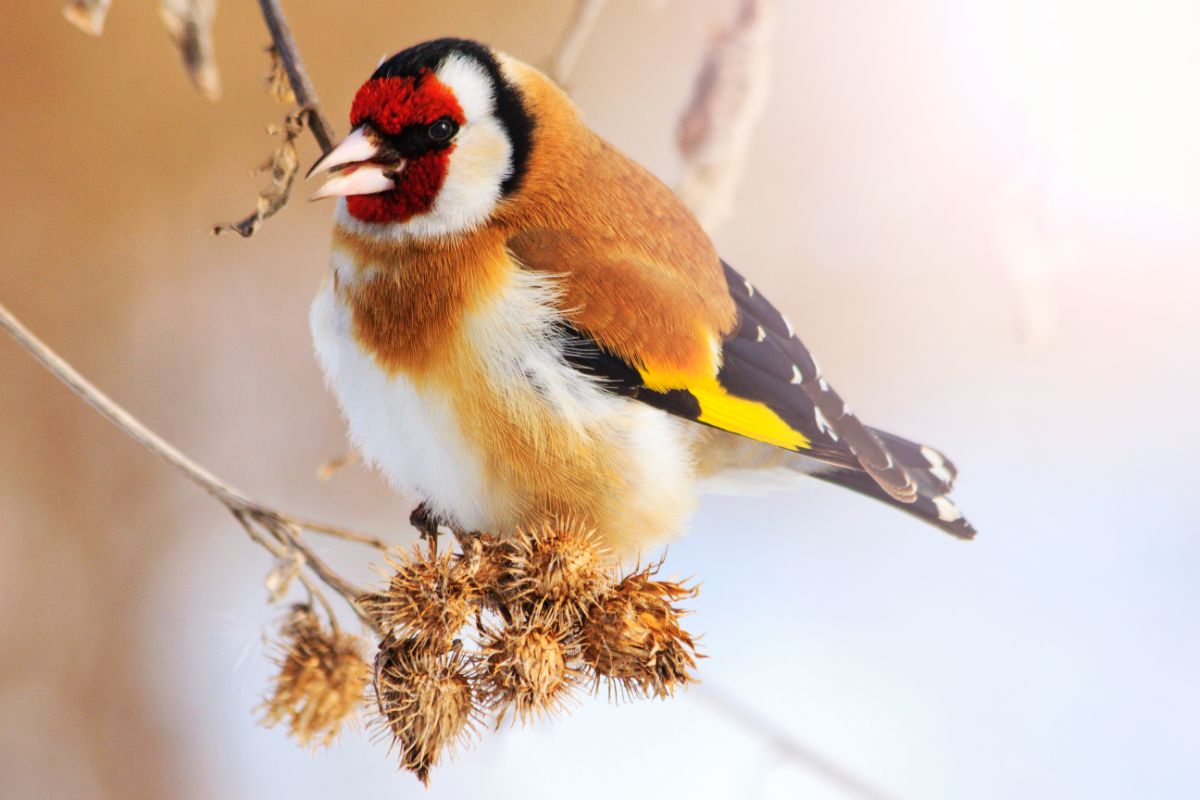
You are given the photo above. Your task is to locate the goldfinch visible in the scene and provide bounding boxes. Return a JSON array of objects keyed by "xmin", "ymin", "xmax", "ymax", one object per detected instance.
[{"xmin": 307, "ymin": 38, "xmax": 974, "ymax": 557}]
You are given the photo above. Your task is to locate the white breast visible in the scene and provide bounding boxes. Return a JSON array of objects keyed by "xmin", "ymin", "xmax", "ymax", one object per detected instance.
[{"xmin": 309, "ymin": 266, "xmax": 496, "ymax": 529}]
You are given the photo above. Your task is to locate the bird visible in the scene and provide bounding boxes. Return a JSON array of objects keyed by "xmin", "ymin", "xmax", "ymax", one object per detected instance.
[{"xmin": 306, "ymin": 37, "xmax": 974, "ymax": 559}]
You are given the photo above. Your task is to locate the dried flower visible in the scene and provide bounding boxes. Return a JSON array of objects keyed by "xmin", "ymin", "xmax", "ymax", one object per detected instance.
[
  {"xmin": 159, "ymin": 0, "xmax": 221, "ymax": 100},
  {"xmin": 261, "ymin": 606, "xmax": 369, "ymax": 748},
  {"xmin": 373, "ymin": 638, "xmax": 476, "ymax": 785},
  {"xmin": 266, "ymin": 45, "xmax": 298, "ymax": 105},
  {"xmin": 497, "ymin": 519, "xmax": 612, "ymax": 622},
  {"xmin": 62, "ymin": 0, "xmax": 113, "ymax": 36},
  {"xmin": 582, "ymin": 564, "xmax": 700, "ymax": 699},
  {"xmin": 363, "ymin": 546, "xmax": 479, "ymax": 647},
  {"xmin": 454, "ymin": 532, "xmax": 505, "ymax": 595},
  {"xmin": 476, "ymin": 615, "xmax": 580, "ymax": 723},
  {"xmin": 213, "ymin": 109, "xmax": 309, "ymax": 237}
]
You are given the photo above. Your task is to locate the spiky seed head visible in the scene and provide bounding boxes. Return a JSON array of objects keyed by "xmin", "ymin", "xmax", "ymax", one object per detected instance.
[
  {"xmin": 477, "ymin": 615, "xmax": 580, "ymax": 723},
  {"xmin": 454, "ymin": 532, "xmax": 505, "ymax": 597},
  {"xmin": 260, "ymin": 605, "xmax": 369, "ymax": 748},
  {"xmin": 582, "ymin": 565, "xmax": 700, "ymax": 699},
  {"xmin": 499, "ymin": 519, "xmax": 612, "ymax": 622},
  {"xmin": 363, "ymin": 547, "xmax": 479, "ymax": 647},
  {"xmin": 373, "ymin": 638, "xmax": 476, "ymax": 785}
]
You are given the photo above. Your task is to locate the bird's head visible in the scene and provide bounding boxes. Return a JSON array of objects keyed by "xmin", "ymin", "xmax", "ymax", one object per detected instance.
[{"xmin": 308, "ymin": 38, "xmax": 534, "ymax": 237}]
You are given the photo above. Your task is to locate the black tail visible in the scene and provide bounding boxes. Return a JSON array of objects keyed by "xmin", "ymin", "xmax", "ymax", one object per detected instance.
[{"xmin": 813, "ymin": 430, "xmax": 976, "ymax": 539}]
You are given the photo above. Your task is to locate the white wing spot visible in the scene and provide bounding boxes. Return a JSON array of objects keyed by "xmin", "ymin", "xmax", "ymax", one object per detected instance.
[
  {"xmin": 783, "ymin": 316, "xmax": 795, "ymax": 338},
  {"xmin": 933, "ymin": 495, "xmax": 963, "ymax": 522},
  {"xmin": 814, "ymin": 406, "xmax": 837, "ymax": 439},
  {"xmin": 818, "ymin": 377, "xmax": 829, "ymax": 392},
  {"xmin": 744, "ymin": 279, "xmax": 755, "ymax": 297},
  {"xmin": 755, "ymin": 325, "xmax": 766, "ymax": 342},
  {"xmin": 790, "ymin": 364, "xmax": 803, "ymax": 384},
  {"xmin": 921, "ymin": 445, "xmax": 953, "ymax": 485}
]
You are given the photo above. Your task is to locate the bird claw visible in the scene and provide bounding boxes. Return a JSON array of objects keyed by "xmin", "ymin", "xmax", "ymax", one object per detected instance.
[{"xmin": 409, "ymin": 502, "xmax": 443, "ymax": 553}]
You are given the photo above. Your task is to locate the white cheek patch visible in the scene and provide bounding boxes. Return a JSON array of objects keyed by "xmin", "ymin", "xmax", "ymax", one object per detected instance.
[
  {"xmin": 436, "ymin": 53, "xmax": 496, "ymax": 121},
  {"xmin": 422, "ymin": 117, "xmax": 512, "ymax": 237}
]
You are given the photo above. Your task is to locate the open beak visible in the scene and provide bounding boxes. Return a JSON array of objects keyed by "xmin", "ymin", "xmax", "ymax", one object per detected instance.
[{"xmin": 306, "ymin": 126, "xmax": 404, "ymax": 201}]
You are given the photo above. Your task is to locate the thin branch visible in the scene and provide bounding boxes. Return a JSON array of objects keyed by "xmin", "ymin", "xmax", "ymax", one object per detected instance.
[
  {"xmin": 286, "ymin": 514, "xmax": 391, "ymax": 551},
  {"xmin": 234, "ymin": 509, "xmax": 379, "ymax": 633},
  {"xmin": 255, "ymin": 0, "xmax": 335, "ymax": 153},
  {"xmin": 675, "ymin": 0, "xmax": 777, "ymax": 231},
  {"xmin": 549, "ymin": 0, "xmax": 609, "ymax": 85},
  {"xmin": 0, "ymin": 299, "xmax": 380, "ymax": 627},
  {"xmin": 695, "ymin": 685, "xmax": 900, "ymax": 800},
  {"xmin": 257, "ymin": 511, "xmax": 373, "ymax": 602},
  {"xmin": 232, "ymin": 512, "xmax": 343, "ymax": 635},
  {"xmin": 0, "ymin": 300, "xmax": 251, "ymax": 510}
]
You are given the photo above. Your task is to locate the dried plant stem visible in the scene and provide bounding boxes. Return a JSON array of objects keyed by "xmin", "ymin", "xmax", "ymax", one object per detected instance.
[
  {"xmin": 675, "ymin": 0, "xmax": 777, "ymax": 231},
  {"xmin": 0, "ymin": 300, "xmax": 249, "ymax": 510},
  {"xmin": 696, "ymin": 685, "xmax": 898, "ymax": 800},
  {"xmin": 291, "ymin": 515, "xmax": 390, "ymax": 551},
  {"xmin": 255, "ymin": 0, "xmax": 335, "ymax": 153},
  {"xmin": 262, "ymin": 512, "xmax": 373, "ymax": 603},
  {"xmin": 0, "ymin": 299, "xmax": 378, "ymax": 631},
  {"xmin": 549, "ymin": 0, "xmax": 609, "ymax": 85},
  {"xmin": 232, "ymin": 510, "xmax": 349, "ymax": 632}
]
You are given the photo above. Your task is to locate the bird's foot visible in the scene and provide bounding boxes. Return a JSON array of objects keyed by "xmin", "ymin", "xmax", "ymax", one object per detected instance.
[{"xmin": 409, "ymin": 502, "xmax": 443, "ymax": 554}]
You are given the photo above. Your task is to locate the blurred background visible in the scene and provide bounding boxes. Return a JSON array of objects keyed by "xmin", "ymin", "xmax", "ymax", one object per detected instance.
[{"xmin": 2, "ymin": 1, "xmax": 1198, "ymax": 798}]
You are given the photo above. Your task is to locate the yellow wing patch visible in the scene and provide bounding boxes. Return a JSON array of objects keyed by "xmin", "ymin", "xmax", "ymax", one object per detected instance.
[{"xmin": 638, "ymin": 366, "xmax": 812, "ymax": 452}]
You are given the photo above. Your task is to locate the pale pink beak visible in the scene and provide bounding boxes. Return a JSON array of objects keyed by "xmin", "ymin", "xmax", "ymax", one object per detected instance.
[{"xmin": 306, "ymin": 126, "xmax": 405, "ymax": 201}]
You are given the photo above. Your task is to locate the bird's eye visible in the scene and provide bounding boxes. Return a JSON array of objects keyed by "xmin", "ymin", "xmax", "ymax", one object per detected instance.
[{"xmin": 428, "ymin": 118, "xmax": 457, "ymax": 142}]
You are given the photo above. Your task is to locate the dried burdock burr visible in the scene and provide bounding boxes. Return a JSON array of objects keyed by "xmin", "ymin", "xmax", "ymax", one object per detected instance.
[
  {"xmin": 362, "ymin": 546, "xmax": 479, "ymax": 647},
  {"xmin": 373, "ymin": 637, "xmax": 476, "ymax": 785},
  {"xmin": 454, "ymin": 532, "xmax": 505, "ymax": 597},
  {"xmin": 476, "ymin": 614, "xmax": 581, "ymax": 723},
  {"xmin": 582, "ymin": 564, "xmax": 701, "ymax": 699},
  {"xmin": 260, "ymin": 605, "xmax": 369, "ymax": 747},
  {"xmin": 497, "ymin": 518, "xmax": 612, "ymax": 622},
  {"xmin": 258, "ymin": 518, "xmax": 701, "ymax": 783}
]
